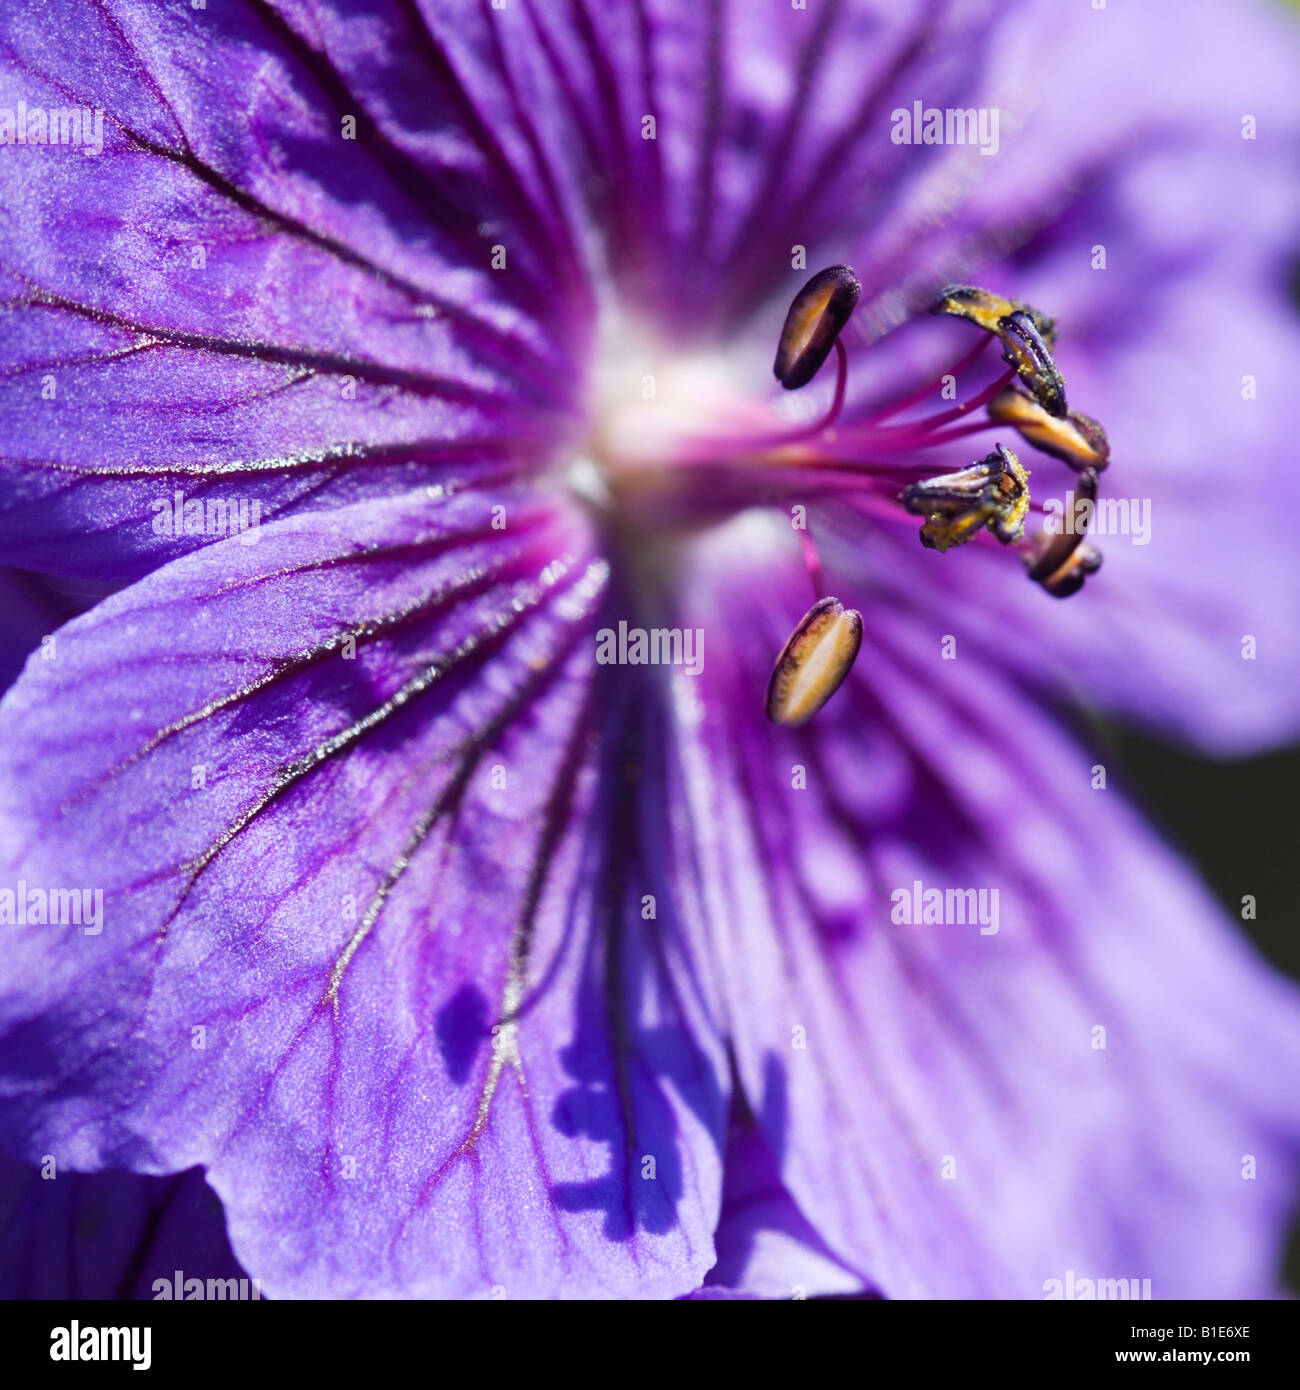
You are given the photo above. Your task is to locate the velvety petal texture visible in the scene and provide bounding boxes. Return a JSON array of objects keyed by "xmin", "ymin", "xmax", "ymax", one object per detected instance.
[
  {"xmin": 0, "ymin": 0, "xmax": 581, "ymax": 578},
  {"xmin": 0, "ymin": 495, "xmax": 727, "ymax": 1297}
]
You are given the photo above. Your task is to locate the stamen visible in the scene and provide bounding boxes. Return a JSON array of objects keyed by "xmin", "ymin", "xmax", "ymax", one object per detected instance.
[
  {"xmin": 931, "ymin": 285, "xmax": 1057, "ymax": 344},
  {"xmin": 988, "ymin": 386, "xmax": 1110, "ymax": 471},
  {"xmin": 766, "ymin": 596, "xmax": 863, "ymax": 726},
  {"xmin": 600, "ymin": 273, "xmax": 1109, "ymax": 723},
  {"xmin": 767, "ymin": 338, "xmax": 849, "ymax": 444},
  {"xmin": 900, "ymin": 443, "xmax": 1030, "ymax": 552},
  {"xmin": 931, "ymin": 284, "xmax": 1067, "ymax": 417},
  {"xmin": 863, "ymin": 330, "xmax": 993, "ymax": 426},
  {"xmin": 1022, "ymin": 466, "xmax": 1103, "ymax": 597},
  {"xmin": 774, "ymin": 265, "xmax": 862, "ymax": 390},
  {"xmin": 1025, "ymin": 537, "xmax": 1103, "ymax": 597},
  {"xmin": 797, "ymin": 526, "xmax": 827, "ymax": 599},
  {"xmin": 996, "ymin": 311, "xmax": 1067, "ymax": 418}
]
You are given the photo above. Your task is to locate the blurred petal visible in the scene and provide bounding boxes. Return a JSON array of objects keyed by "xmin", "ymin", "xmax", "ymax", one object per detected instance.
[
  {"xmin": 0, "ymin": 1154, "xmax": 246, "ymax": 1299},
  {"xmin": 1, "ymin": 0, "xmax": 1297, "ymax": 1303},
  {"xmin": 701, "ymin": 1104, "xmax": 868, "ymax": 1300},
  {"xmin": 848, "ymin": 0, "xmax": 1300, "ymax": 753},
  {"xmin": 662, "ymin": 519, "xmax": 1300, "ymax": 1297}
]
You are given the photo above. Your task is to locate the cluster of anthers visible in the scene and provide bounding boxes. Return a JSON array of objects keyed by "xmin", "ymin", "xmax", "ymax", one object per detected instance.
[{"xmin": 762, "ymin": 265, "xmax": 1111, "ymax": 727}]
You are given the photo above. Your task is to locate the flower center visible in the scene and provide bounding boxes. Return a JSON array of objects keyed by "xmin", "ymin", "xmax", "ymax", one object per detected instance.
[
  {"xmin": 585, "ymin": 337, "xmax": 760, "ymax": 478},
  {"xmin": 574, "ymin": 269, "xmax": 1115, "ymax": 724}
]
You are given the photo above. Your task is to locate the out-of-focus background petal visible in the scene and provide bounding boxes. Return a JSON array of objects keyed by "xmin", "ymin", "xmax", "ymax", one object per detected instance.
[{"xmin": 0, "ymin": 1152, "xmax": 246, "ymax": 1300}]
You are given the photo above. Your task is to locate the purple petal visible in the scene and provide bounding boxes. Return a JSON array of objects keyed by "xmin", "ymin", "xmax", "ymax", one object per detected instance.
[
  {"xmin": 849, "ymin": 0, "xmax": 1300, "ymax": 753},
  {"xmin": 0, "ymin": 0, "xmax": 581, "ymax": 579},
  {"xmin": 701, "ymin": 1105, "xmax": 868, "ymax": 1300},
  {"xmin": 0, "ymin": 491, "xmax": 728, "ymax": 1297},
  {"xmin": 0, "ymin": 1153, "xmax": 246, "ymax": 1300},
  {"xmin": 3, "ymin": 0, "xmax": 1298, "ymax": 1303},
  {"xmin": 659, "ymin": 527, "xmax": 1300, "ymax": 1298}
]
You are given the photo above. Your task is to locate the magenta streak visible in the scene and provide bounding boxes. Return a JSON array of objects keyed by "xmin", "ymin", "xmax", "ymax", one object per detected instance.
[
  {"xmin": 832, "ymin": 366, "xmax": 1018, "ymax": 455},
  {"xmin": 857, "ymin": 331, "xmax": 994, "ymax": 425},
  {"xmin": 797, "ymin": 524, "xmax": 826, "ymax": 600}
]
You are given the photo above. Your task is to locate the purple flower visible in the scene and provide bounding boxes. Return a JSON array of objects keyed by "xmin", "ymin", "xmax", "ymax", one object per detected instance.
[{"xmin": 1, "ymin": 0, "xmax": 1298, "ymax": 1299}]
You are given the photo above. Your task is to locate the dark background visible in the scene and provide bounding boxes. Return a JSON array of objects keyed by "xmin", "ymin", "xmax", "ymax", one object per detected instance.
[{"xmin": 1109, "ymin": 725, "xmax": 1300, "ymax": 1287}]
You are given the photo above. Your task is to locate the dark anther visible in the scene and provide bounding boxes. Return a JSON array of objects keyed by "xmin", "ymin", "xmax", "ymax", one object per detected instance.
[
  {"xmin": 1023, "ymin": 466, "xmax": 1103, "ymax": 597},
  {"xmin": 930, "ymin": 285, "xmax": 1067, "ymax": 416},
  {"xmin": 930, "ymin": 285, "xmax": 1057, "ymax": 344},
  {"xmin": 996, "ymin": 311, "xmax": 1067, "ymax": 418},
  {"xmin": 988, "ymin": 387, "xmax": 1110, "ymax": 471},
  {"xmin": 774, "ymin": 265, "xmax": 862, "ymax": 390},
  {"xmin": 900, "ymin": 443, "xmax": 1031, "ymax": 552}
]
